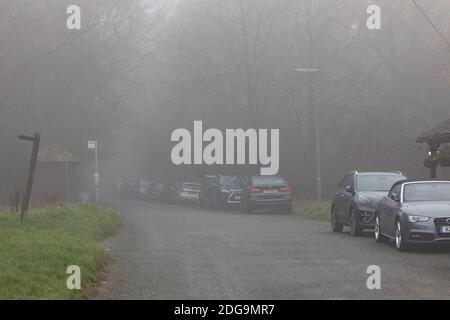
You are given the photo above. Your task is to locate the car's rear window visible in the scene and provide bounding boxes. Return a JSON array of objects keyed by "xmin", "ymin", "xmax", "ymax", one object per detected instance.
[
  {"xmin": 220, "ymin": 176, "xmax": 242, "ymax": 186},
  {"xmin": 404, "ymin": 182, "xmax": 450, "ymax": 202},
  {"xmin": 183, "ymin": 183, "xmax": 201, "ymax": 190},
  {"xmin": 356, "ymin": 175, "xmax": 405, "ymax": 192},
  {"xmin": 251, "ymin": 176, "xmax": 286, "ymax": 186}
]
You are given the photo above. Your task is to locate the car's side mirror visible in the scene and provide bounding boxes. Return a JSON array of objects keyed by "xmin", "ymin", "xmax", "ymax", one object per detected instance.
[
  {"xmin": 345, "ymin": 185, "xmax": 354, "ymax": 194},
  {"xmin": 389, "ymin": 194, "xmax": 400, "ymax": 202}
]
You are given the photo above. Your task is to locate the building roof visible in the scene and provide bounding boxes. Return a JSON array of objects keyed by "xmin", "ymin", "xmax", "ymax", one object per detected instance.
[
  {"xmin": 417, "ymin": 118, "xmax": 450, "ymax": 144},
  {"xmin": 38, "ymin": 144, "xmax": 79, "ymax": 162}
]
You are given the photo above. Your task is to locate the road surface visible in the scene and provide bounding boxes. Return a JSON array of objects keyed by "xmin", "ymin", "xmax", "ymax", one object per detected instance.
[{"xmin": 95, "ymin": 200, "xmax": 450, "ymax": 299}]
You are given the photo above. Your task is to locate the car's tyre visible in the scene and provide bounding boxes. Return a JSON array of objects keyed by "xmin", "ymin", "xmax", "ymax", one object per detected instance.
[
  {"xmin": 395, "ymin": 219, "xmax": 410, "ymax": 251},
  {"xmin": 204, "ymin": 196, "xmax": 210, "ymax": 208},
  {"xmin": 245, "ymin": 201, "xmax": 253, "ymax": 214},
  {"xmin": 374, "ymin": 215, "xmax": 389, "ymax": 243},
  {"xmin": 331, "ymin": 207, "xmax": 343, "ymax": 233},
  {"xmin": 216, "ymin": 199, "xmax": 225, "ymax": 210},
  {"xmin": 349, "ymin": 208, "xmax": 363, "ymax": 236},
  {"xmin": 207, "ymin": 196, "xmax": 214, "ymax": 209},
  {"xmin": 283, "ymin": 203, "xmax": 293, "ymax": 214},
  {"xmin": 240, "ymin": 200, "xmax": 246, "ymax": 213}
]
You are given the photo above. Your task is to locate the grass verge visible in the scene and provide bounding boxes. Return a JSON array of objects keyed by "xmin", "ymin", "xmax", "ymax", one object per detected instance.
[
  {"xmin": 294, "ymin": 200, "xmax": 331, "ymax": 222},
  {"xmin": 0, "ymin": 204, "xmax": 120, "ymax": 299}
]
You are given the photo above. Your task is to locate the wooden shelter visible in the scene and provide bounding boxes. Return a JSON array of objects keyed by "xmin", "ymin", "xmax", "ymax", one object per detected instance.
[
  {"xmin": 34, "ymin": 144, "xmax": 80, "ymax": 204},
  {"xmin": 417, "ymin": 119, "xmax": 450, "ymax": 178}
]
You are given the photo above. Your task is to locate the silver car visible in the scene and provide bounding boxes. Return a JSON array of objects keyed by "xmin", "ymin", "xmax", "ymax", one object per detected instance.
[
  {"xmin": 173, "ymin": 182, "xmax": 201, "ymax": 203},
  {"xmin": 375, "ymin": 180, "xmax": 450, "ymax": 251}
]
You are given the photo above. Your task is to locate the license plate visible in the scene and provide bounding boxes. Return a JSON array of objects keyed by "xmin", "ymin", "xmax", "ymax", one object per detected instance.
[
  {"xmin": 441, "ymin": 226, "xmax": 450, "ymax": 233},
  {"xmin": 263, "ymin": 189, "xmax": 277, "ymax": 193}
]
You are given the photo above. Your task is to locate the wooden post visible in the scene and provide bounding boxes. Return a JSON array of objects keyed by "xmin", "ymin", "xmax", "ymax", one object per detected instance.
[{"xmin": 19, "ymin": 133, "xmax": 41, "ymax": 222}]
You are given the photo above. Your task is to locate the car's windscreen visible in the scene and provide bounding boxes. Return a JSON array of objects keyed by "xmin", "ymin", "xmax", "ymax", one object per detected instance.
[
  {"xmin": 356, "ymin": 175, "xmax": 404, "ymax": 192},
  {"xmin": 220, "ymin": 176, "xmax": 241, "ymax": 186},
  {"xmin": 404, "ymin": 183, "xmax": 450, "ymax": 202},
  {"xmin": 252, "ymin": 176, "xmax": 286, "ymax": 186},
  {"xmin": 183, "ymin": 183, "xmax": 201, "ymax": 190}
]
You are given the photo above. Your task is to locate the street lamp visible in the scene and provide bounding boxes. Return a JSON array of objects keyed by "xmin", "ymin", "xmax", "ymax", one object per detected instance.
[{"xmin": 295, "ymin": 67, "xmax": 322, "ymax": 201}]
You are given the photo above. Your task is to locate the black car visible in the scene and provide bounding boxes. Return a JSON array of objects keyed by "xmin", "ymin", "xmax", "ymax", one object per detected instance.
[
  {"xmin": 206, "ymin": 175, "xmax": 243, "ymax": 209},
  {"xmin": 240, "ymin": 175, "xmax": 292, "ymax": 214},
  {"xmin": 375, "ymin": 180, "xmax": 450, "ymax": 251},
  {"xmin": 331, "ymin": 171, "xmax": 407, "ymax": 236}
]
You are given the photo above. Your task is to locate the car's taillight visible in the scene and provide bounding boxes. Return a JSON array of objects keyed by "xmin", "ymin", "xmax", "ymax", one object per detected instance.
[
  {"xmin": 249, "ymin": 187, "xmax": 261, "ymax": 193},
  {"xmin": 280, "ymin": 185, "xmax": 291, "ymax": 193}
]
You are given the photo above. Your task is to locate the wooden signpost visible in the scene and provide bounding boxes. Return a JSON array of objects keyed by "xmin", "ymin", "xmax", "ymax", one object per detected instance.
[{"xmin": 18, "ymin": 133, "xmax": 41, "ymax": 222}]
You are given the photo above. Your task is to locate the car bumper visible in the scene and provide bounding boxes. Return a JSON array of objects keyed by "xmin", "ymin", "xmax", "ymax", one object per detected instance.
[
  {"xmin": 356, "ymin": 208, "xmax": 376, "ymax": 228},
  {"xmin": 248, "ymin": 194, "xmax": 292, "ymax": 207},
  {"xmin": 220, "ymin": 190, "xmax": 242, "ymax": 205},
  {"xmin": 404, "ymin": 219, "xmax": 450, "ymax": 244},
  {"xmin": 176, "ymin": 193, "xmax": 199, "ymax": 202}
]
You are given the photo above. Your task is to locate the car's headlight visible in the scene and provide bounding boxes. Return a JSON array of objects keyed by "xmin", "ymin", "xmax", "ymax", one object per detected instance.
[
  {"xmin": 356, "ymin": 194, "xmax": 373, "ymax": 205},
  {"xmin": 407, "ymin": 215, "xmax": 430, "ymax": 223}
]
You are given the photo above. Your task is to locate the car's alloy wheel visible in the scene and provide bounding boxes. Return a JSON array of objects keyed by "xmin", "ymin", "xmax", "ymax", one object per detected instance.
[
  {"xmin": 331, "ymin": 207, "xmax": 343, "ymax": 232},
  {"xmin": 374, "ymin": 216, "xmax": 388, "ymax": 243},
  {"xmin": 395, "ymin": 220, "xmax": 409, "ymax": 251}
]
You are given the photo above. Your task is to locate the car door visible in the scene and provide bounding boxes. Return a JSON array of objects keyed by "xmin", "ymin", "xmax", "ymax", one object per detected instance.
[
  {"xmin": 377, "ymin": 196, "xmax": 390, "ymax": 234},
  {"xmin": 381, "ymin": 184, "xmax": 402, "ymax": 237},
  {"xmin": 333, "ymin": 175, "xmax": 350, "ymax": 220},
  {"xmin": 341, "ymin": 174, "xmax": 355, "ymax": 223}
]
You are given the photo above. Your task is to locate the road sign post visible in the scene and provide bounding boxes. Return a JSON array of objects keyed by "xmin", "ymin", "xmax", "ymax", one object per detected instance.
[{"xmin": 88, "ymin": 140, "xmax": 99, "ymax": 202}]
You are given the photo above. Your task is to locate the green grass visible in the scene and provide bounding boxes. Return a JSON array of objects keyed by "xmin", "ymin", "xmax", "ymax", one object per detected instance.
[
  {"xmin": 0, "ymin": 204, "xmax": 120, "ymax": 300},
  {"xmin": 294, "ymin": 200, "xmax": 331, "ymax": 222}
]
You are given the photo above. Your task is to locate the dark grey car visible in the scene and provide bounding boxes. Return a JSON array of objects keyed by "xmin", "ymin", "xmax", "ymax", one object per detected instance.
[
  {"xmin": 375, "ymin": 180, "xmax": 450, "ymax": 251},
  {"xmin": 240, "ymin": 175, "xmax": 292, "ymax": 214},
  {"xmin": 331, "ymin": 171, "xmax": 407, "ymax": 236}
]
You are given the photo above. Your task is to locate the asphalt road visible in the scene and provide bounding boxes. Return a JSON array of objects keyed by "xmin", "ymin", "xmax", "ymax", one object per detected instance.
[{"xmin": 95, "ymin": 200, "xmax": 450, "ymax": 300}]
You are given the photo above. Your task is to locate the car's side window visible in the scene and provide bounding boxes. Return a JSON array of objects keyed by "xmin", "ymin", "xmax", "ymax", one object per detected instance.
[
  {"xmin": 389, "ymin": 185, "xmax": 401, "ymax": 201},
  {"xmin": 340, "ymin": 174, "xmax": 353, "ymax": 190},
  {"xmin": 338, "ymin": 176, "xmax": 346, "ymax": 189},
  {"xmin": 347, "ymin": 175, "xmax": 355, "ymax": 188}
]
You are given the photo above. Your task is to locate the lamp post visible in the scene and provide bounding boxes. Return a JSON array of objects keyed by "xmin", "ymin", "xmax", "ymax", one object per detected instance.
[{"xmin": 295, "ymin": 67, "xmax": 322, "ymax": 200}]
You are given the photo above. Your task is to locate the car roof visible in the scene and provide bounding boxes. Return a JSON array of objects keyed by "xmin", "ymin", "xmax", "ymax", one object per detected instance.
[
  {"xmin": 351, "ymin": 171, "xmax": 405, "ymax": 176},
  {"xmin": 391, "ymin": 179, "xmax": 450, "ymax": 189},
  {"xmin": 249, "ymin": 175, "xmax": 284, "ymax": 179}
]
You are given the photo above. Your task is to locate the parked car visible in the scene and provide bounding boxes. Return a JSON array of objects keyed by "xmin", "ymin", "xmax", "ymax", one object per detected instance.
[
  {"xmin": 149, "ymin": 182, "xmax": 166, "ymax": 202},
  {"xmin": 163, "ymin": 181, "xmax": 201, "ymax": 204},
  {"xmin": 375, "ymin": 180, "xmax": 450, "ymax": 251},
  {"xmin": 138, "ymin": 179, "xmax": 153, "ymax": 199},
  {"xmin": 331, "ymin": 171, "xmax": 407, "ymax": 236},
  {"xmin": 240, "ymin": 175, "xmax": 292, "ymax": 214},
  {"xmin": 117, "ymin": 181, "xmax": 139, "ymax": 199},
  {"xmin": 198, "ymin": 175, "xmax": 216, "ymax": 207},
  {"xmin": 206, "ymin": 175, "xmax": 243, "ymax": 209}
]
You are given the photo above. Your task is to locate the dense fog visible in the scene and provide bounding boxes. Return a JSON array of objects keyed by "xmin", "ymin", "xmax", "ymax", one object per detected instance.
[{"xmin": 1, "ymin": 0, "xmax": 450, "ymax": 203}]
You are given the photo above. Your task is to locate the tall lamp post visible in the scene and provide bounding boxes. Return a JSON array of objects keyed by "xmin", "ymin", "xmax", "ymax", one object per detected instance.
[{"xmin": 295, "ymin": 67, "xmax": 322, "ymax": 200}]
